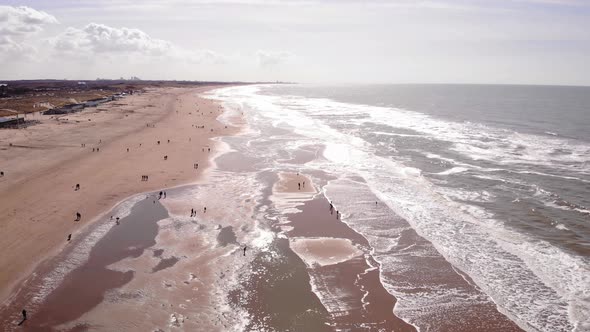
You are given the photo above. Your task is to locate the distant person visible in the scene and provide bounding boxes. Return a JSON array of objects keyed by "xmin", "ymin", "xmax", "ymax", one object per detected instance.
[
  {"xmin": 163, "ymin": 191, "xmax": 167, "ymax": 198},
  {"xmin": 127, "ymin": 148, "xmax": 129, "ymax": 152},
  {"xmin": 92, "ymin": 148, "xmax": 95, "ymax": 152},
  {"xmin": 204, "ymin": 207, "xmax": 207, "ymax": 213},
  {"xmin": 75, "ymin": 183, "xmax": 80, "ymax": 191},
  {"xmin": 298, "ymin": 183, "xmax": 301, "ymax": 190},
  {"xmin": 67, "ymin": 234, "xmax": 71, "ymax": 241},
  {"xmin": 75, "ymin": 212, "xmax": 81, "ymax": 221},
  {"xmin": 116, "ymin": 217, "xmax": 120, "ymax": 225},
  {"xmin": 97, "ymin": 148, "xmax": 99, "ymax": 152},
  {"xmin": 18, "ymin": 309, "xmax": 27, "ymax": 325},
  {"xmin": 159, "ymin": 191, "xmax": 163, "ymax": 199},
  {"xmin": 243, "ymin": 246, "xmax": 247, "ymax": 256},
  {"xmin": 0, "ymin": 171, "xmax": 3, "ymax": 177},
  {"xmin": 158, "ymin": 141, "xmax": 160, "ymax": 145},
  {"xmin": 303, "ymin": 181, "xmax": 305, "ymax": 188}
]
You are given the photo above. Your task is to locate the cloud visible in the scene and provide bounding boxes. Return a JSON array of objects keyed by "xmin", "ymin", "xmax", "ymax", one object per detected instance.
[
  {"xmin": 50, "ymin": 22, "xmax": 240, "ymax": 67},
  {"xmin": 0, "ymin": 5, "xmax": 58, "ymax": 36},
  {"xmin": 0, "ymin": 6, "xmax": 58, "ymax": 59},
  {"xmin": 52, "ymin": 23, "xmax": 173, "ymax": 56},
  {"xmin": 256, "ymin": 50, "xmax": 293, "ymax": 66}
]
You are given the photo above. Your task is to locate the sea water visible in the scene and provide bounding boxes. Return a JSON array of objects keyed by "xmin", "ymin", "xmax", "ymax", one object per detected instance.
[{"xmin": 207, "ymin": 84, "xmax": 590, "ymax": 332}]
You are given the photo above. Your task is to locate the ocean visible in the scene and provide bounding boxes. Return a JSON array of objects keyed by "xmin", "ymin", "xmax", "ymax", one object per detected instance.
[{"xmin": 209, "ymin": 84, "xmax": 590, "ymax": 331}]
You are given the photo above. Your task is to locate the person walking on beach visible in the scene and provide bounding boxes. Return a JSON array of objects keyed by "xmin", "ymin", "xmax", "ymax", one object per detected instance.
[
  {"xmin": 159, "ymin": 191, "xmax": 163, "ymax": 199},
  {"xmin": 303, "ymin": 181, "xmax": 305, "ymax": 188},
  {"xmin": 18, "ymin": 309, "xmax": 27, "ymax": 325},
  {"xmin": 97, "ymin": 148, "xmax": 99, "ymax": 152},
  {"xmin": 298, "ymin": 183, "xmax": 301, "ymax": 190},
  {"xmin": 116, "ymin": 217, "xmax": 120, "ymax": 225},
  {"xmin": 163, "ymin": 191, "xmax": 167, "ymax": 199},
  {"xmin": 243, "ymin": 246, "xmax": 247, "ymax": 256},
  {"xmin": 204, "ymin": 207, "xmax": 207, "ymax": 213},
  {"xmin": 75, "ymin": 212, "xmax": 81, "ymax": 221},
  {"xmin": 67, "ymin": 234, "xmax": 71, "ymax": 241},
  {"xmin": 75, "ymin": 183, "xmax": 80, "ymax": 191},
  {"xmin": 191, "ymin": 208, "xmax": 194, "ymax": 217}
]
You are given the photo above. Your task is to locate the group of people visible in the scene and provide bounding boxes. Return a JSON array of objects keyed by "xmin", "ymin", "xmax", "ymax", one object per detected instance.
[
  {"xmin": 297, "ymin": 181, "xmax": 306, "ymax": 190},
  {"xmin": 141, "ymin": 175, "xmax": 149, "ymax": 181},
  {"xmin": 110, "ymin": 216, "xmax": 121, "ymax": 225},
  {"xmin": 189, "ymin": 206, "xmax": 207, "ymax": 217},
  {"xmin": 329, "ymin": 201, "xmax": 340, "ymax": 220}
]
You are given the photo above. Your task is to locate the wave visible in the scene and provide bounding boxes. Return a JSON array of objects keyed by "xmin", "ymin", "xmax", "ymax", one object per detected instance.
[{"xmin": 209, "ymin": 84, "xmax": 590, "ymax": 332}]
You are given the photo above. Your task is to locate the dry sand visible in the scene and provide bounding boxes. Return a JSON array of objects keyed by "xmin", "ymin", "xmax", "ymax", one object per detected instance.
[{"xmin": 0, "ymin": 85, "xmax": 235, "ymax": 303}]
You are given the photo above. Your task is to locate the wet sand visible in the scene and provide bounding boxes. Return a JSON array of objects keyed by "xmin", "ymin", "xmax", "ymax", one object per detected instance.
[
  {"xmin": 285, "ymin": 192, "xmax": 416, "ymax": 331},
  {"xmin": 13, "ymin": 197, "xmax": 168, "ymax": 330}
]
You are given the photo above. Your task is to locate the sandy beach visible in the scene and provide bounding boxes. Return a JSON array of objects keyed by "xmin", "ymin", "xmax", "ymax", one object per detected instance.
[{"xmin": 0, "ymin": 85, "xmax": 233, "ymax": 304}]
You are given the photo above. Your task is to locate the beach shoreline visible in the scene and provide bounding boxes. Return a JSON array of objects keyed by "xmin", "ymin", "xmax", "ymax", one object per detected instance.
[{"xmin": 0, "ymin": 85, "xmax": 237, "ymax": 305}]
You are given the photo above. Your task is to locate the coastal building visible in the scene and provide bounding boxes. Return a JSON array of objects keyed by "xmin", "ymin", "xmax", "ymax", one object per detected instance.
[
  {"xmin": 0, "ymin": 116, "xmax": 24, "ymax": 128},
  {"xmin": 44, "ymin": 103, "xmax": 85, "ymax": 115},
  {"xmin": 44, "ymin": 95, "xmax": 116, "ymax": 115},
  {"xmin": 83, "ymin": 96, "xmax": 114, "ymax": 107}
]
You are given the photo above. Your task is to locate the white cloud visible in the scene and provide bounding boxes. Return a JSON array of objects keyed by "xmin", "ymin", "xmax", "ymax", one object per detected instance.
[
  {"xmin": 256, "ymin": 50, "xmax": 293, "ymax": 66},
  {"xmin": 52, "ymin": 23, "xmax": 173, "ymax": 56},
  {"xmin": 0, "ymin": 6, "xmax": 58, "ymax": 59},
  {"xmin": 0, "ymin": 5, "xmax": 58, "ymax": 36},
  {"xmin": 50, "ymin": 22, "xmax": 249, "ymax": 67}
]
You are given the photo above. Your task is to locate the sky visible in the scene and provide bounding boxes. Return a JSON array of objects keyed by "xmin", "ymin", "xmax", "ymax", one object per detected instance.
[{"xmin": 1, "ymin": 0, "xmax": 589, "ymax": 85}]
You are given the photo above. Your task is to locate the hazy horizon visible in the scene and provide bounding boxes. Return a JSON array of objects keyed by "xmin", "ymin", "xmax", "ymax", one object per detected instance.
[{"xmin": 1, "ymin": 0, "xmax": 590, "ymax": 86}]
